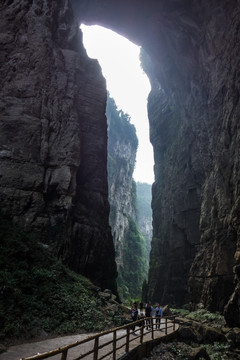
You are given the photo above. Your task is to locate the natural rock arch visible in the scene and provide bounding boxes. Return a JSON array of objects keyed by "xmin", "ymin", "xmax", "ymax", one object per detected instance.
[{"xmin": 1, "ymin": 0, "xmax": 240, "ymax": 325}]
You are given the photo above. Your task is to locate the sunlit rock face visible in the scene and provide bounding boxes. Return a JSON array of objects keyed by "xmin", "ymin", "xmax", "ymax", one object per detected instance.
[
  {"xmin": 74, "ymin": 0, "xmax": 240, "ymax": 323},
  {"xmin": 0, "ymin": 0, "xmax": 117, "ymax": 292}
]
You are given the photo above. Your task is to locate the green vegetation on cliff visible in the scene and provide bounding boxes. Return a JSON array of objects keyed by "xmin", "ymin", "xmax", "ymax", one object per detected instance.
[
  {"xmin": 117, "ymin": 217, "xmax": 148, "ymax": 301},
  {"xmin": 0, "ymin": 214, "xmax": 123, "ymax": 345},
  {"xmin": 107, "ymin": 94, "xmax": 138, "ymax": 155},
  {"xmin": 136, "ymin": 182, "xmax": 152, "ymax": 259}
]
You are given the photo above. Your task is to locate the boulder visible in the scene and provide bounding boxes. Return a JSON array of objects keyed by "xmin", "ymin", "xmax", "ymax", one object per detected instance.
[
  {"xmin": 178, "ymin": 326, "xmax": 202, "ymax": 343},
  {"xmin": 162, "ymin": 305, "xmax": 172, "ymax": 316},
  {"xmin": 99, "ymin": 291, "xmax": 112, "ymax": 301},
  {"xmin": 226, "ymin": 327, "xmax": 240, "ymax": 347},
  {"xmin": 188, "ymin": 347, "xmax": 211, "ymax": 360},
  {"xmin": 202, "ymin": 325, "xmax": 226, "ymax": 343}
]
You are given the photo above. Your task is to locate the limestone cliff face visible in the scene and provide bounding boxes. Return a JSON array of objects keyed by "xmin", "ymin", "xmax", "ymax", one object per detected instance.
[
  {"xmin": 142, "ymin": 54, "xmax": 203, "ymax": 306},
  {"xmin": 107, "ymin": 95, "xmax": 148, "ymax": 299},
  {"xmin": 0, "ymin": 0, "xmax": 117, "ymax": 292},
  {"xmin": 75, "ymin": 0, "xmax": 240, "ymax": 324},
  {"xmin": 107, "ymin": 96, "xmax": 137, "ymax": 268}
]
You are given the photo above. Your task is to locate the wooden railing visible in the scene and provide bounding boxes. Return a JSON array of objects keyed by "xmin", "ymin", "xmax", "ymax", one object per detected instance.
[{"xmin": 21, "ymin": 316, "xmax": 177, "ymax": 360}]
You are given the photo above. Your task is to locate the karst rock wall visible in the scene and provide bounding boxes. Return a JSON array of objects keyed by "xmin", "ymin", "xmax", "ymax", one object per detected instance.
[
  {"xmin": 0, "ymin": 0, "xmax": 117, "ymax": 292},
  {"xmin": 74, "ymin": 0, "xmax": 240, "ymax": 324}
]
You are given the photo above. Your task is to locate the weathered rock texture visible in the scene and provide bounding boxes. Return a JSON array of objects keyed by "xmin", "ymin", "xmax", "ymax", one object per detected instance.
[
  {"xmin": 1, "ymin": 0, "xmax": 240, "ymax": 325},
  {"xmin": 74, "ymin": 0, "xmax": 240, "ymax": 324},
  {"xmin": 0, "ymin": 0, "xmax": 117, "ymax": 292}
]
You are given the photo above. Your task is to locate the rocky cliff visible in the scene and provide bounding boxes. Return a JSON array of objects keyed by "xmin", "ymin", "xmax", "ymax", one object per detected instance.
[
  {"xmin": 107, "ymin": 95, "xmax": 148, "ymax": 300},
  {"xmin": 107, "ymin": 95, "xmax": 138, "ymax": 268},
  {"xmin": 0, "ymin": 0, "xmax": 117, "ymax": 293},
  {"xmin": 2, "ymin": 0, "xmax": 240, "ymax": 326},
  {"xmin": 139, "ymin": 4, "xmax": 240, "ymax": 317}
]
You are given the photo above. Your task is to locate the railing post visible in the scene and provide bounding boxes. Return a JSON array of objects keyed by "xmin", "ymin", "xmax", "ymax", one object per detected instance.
[
  {"xmin": 165, "ymin": 317, "xmax": 167, "ymax": 335},
  {"xmin": 126, "ymin": 326, "xmax": 130, "ymax": 352},
  {"xmin": 93, "ymin": 336, "xmax": 99, "ymax": 360},
  {"xmin": 61, "ymin": 349, "xmax": 68, "ymax": 360},
  {"xmin": 173, "ymin": 316, "xmax": 176, "ymax": 331},
  {"xmin": 140, "ymin": 320, "xmax": 144, "ymax": 344},
  {"xmin": 151, "ymin": 317, "xmax": 154, "ymax": 339},
  {"xmin": 113, "ymin": 330, "xmax": 117, "ymax": 360}
]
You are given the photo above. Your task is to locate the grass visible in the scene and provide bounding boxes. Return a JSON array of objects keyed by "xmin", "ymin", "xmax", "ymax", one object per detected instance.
[
  {"xmin": 171, "ymin": 308, "xmax": 190, "ymax": 317},
  {"xmin": 186, "ymin": 309, "xmax": 226, "ymax": 327},
  {"xmin": 171, "ymin": 307, "xmax": 226, "ymax": 327},
  {"xmin": 152, "ymin": 341, "xmax": 238, "ymax": 360}
]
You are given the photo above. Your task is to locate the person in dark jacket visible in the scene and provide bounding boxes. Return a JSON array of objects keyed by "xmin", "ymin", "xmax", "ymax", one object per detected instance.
[
  {"xmin": 131, "ymin": 304, "xmax": 138, "ymax": 332},
  {"xmin": 145, "ymin": 302, "xmax": 153, "ymax": 329}
]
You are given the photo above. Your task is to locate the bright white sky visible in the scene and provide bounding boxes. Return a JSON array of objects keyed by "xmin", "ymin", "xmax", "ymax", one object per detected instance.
[{"xmin": 81, "ymin": 25, "xmax": 154, "ymax": 184}]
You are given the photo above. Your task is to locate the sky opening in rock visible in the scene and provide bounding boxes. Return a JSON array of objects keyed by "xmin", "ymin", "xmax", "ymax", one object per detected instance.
[{"xmin": 81, "ymin": 25, "xmax": 154, "ymax": 184}]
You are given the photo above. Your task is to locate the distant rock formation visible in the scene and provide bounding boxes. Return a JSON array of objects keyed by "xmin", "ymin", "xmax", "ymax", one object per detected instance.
[
  {"xmin": 107, "ymin": 95, "xmax": 148, "ymax": 299},
  {"xmin": 136, "ymin": 182, "xmax": 152, "ymax": 261}
]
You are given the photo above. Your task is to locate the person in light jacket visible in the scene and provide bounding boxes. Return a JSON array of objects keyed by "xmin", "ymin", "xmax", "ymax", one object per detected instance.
[{"xmin": 155, "ymin": 303, "xmax": 163, "ymax": 329}]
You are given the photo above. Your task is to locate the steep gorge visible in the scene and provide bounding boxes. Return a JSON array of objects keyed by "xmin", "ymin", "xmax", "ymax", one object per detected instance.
[{"xmin": 1, "ymin": 0, "xmax": 240, "ymax": 327}]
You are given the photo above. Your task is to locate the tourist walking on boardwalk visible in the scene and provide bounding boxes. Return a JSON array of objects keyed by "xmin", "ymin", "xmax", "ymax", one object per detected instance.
[
  {"xmin": 155, "ymin": 303, "xmax": 163, "ymax": 329},
  {"xmin": 131, "ymin": 303, "xmax": 138, "ymax": 332},
  {"xmin": 139, "ymin": 301, "xmax": 144, "ymax": 318},
  {"xmin": 145, "ymin": 302, "xmax": 153, "ymax": 329}
]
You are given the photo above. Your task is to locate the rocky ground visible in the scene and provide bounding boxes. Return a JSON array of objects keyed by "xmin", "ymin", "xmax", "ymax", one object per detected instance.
[
  {"xmin": 142, "ymin": 307, "xmax": 240, "ymax": 360},
  {"xmin": 142, "ymin": 341, "xmax": 240, "ymax": 360}
]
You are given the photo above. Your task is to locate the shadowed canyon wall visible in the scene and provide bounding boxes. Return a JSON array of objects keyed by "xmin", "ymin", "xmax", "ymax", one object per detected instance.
[
  {"xmin": 1, "ymin": 0, "xmax": 240, "ymax": 325},
  {"xmin": 0, "ymin": 0, "xmax": 117, "ymax": 293}
]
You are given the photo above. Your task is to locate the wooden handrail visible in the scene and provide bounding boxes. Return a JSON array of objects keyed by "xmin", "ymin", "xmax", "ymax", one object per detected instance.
[{"xmin": 21, "ymin": 316, "xmax": 177, "ymax": 360}]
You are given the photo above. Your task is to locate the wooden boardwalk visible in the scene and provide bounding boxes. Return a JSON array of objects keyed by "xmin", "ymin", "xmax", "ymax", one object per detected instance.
[{"xmin": 0, "ymin": 317, "xmax": 179, "ymax": 360}]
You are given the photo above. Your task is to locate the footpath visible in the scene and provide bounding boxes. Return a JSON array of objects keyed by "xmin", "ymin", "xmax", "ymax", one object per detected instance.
[
  {"xmin": 0, "ymin": 333, "xmax": 95, "ymax": 360},
  {"xmin": 0, "ymin": 321, "xmax": 178, "ymax": 360}
]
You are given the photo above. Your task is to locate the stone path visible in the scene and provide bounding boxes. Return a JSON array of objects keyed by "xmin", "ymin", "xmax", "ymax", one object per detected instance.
[{"xmin": 0, "ymin": 322, "xmax": 178, "ymax": 360}]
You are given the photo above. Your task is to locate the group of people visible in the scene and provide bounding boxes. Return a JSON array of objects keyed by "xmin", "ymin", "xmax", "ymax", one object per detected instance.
[{"xmin": 130, "ymin": 302, "xmax": 163, "ymax": 331}]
